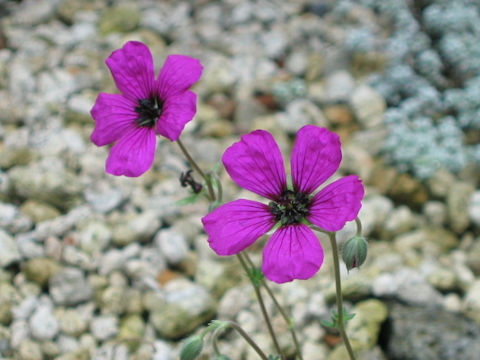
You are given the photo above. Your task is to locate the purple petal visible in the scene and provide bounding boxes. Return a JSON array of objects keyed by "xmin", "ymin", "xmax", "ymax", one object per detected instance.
[
  {"xmin": 155, "ymin": 90, "xmax": 196, "ymax": 141},
  {"xmin": 90, "ymin": 93, "xmax": 138, "ymax": 146},
  {"xmin": 105, "ymin": 127, "xmax": 157, "ymax": 177},
  {"xmin": 106, "ymin": 41, "xmax": 155, "ymax": 101},
  {"xmin": 202, "ymin": 199, "xmax": 275, "ymax": 256},
  {"xmin": 307, "ymin": 175, "xmax": 365, "ymax": 232},
  {"xmin": 262, "ymin": 224, "xmax": 324, "ymax": 283},
  {"xmin": 291, "ymin": 125, "xmax": 342, "ymax": 194},
  {"xmin": 157, "ymin": 55, "xmax": 203, "ymax": 99},
  {"xmin": 222, "ymin": 130, "xmax": 287, "ymax": 200}
]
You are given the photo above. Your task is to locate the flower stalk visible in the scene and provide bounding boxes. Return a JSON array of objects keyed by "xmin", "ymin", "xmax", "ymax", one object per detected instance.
[
  {"xmin": 236, "ymin": 252, "xmax": 284, "ymax": 359},
  {"xmin": 243, "ymin": 253, "xmax": 303, "ymax": 360},
  {"xmin": 327, "ymin": 232, "xmax": 356, "ymax": 360}
]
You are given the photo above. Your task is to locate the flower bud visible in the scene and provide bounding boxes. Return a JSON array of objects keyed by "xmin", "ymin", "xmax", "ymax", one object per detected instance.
[
  {"xmin": 213, "ymin": 355, "xmax": 232, "ymax": 360},
  {"xmin": 180, "ymin": 335, "xmax": 203, "ymax": 360},
  {"xmin": 342, "ymin": 235, "xmax": 368, "ymax": 271}
]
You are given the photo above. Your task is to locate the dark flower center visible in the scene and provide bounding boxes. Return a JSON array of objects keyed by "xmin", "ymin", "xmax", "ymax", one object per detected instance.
[
  {"xmin": 135, "ymin": 97, "xmax": 163, "ymax": 128},
  {"xmin": 269, "ymin": 189, "xmax": 311, "ymax": 226}
]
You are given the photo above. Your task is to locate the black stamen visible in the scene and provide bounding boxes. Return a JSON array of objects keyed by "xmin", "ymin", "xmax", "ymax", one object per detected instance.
[
  {"xmin": 268, "ymin": 189, "xmax": 311, "ymax": 226},
  {"xmin": 135, "ymin": 97, "xmax": 163, "ymax": 128}
]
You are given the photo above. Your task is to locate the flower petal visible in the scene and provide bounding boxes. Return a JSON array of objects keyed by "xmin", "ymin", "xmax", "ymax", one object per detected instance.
[
  {"xmin": 222, "ymin": 130, "xmax": 287, "ymax": 200},
  {"xmin": 155, "ymin": 90, "xmax": 196, "ymax": 141},
  {"xmin": 291, "ymin": 125, "xmax": 342, "ymax": 194},
  {"xmin": 307, "ymin": 175, "xmax": 365, "ymax": 232},
  {"xmin": 157, "ymin": 55, "xmax": 203, "ymax": 99},
  {"xmin": 105, "ymin": 127, "xmax": 156, "ymax": 177},
  {"xmin": 105, "ymin": 41, "xmax": 155, "ymax": 101},
  {"xmin": 90, "ymin": 93, "xmax": 138, "ymax": 146},
  {"xmin": 262, "ymin": 224, "xmax": 324, "ymax": 283},
  {"xmin": 202, "ymin": 199, "xmax": 275, "ymax": 256}
]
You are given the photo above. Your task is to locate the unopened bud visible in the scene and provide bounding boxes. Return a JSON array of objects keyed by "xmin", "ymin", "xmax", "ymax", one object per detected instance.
[
  {"xmin": 342, "ymin": 235, "xmax": 368, "ymax": 271},
  {"xmin": 180, "ymin": 335, "xmax": 203, "ymax": 360},
  {"xmin": 213, "ymin": 355, "xmax": 232, "ymax": 360}
]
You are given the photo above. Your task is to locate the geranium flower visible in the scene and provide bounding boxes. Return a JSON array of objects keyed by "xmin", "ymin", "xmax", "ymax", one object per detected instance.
[
  {"xmin": 202, "ymin": 125, "xmax": 364, "ymax": 283},
  {"xmin": 90, "ymin": 41, "xmax": 203, "ymax": 177}
]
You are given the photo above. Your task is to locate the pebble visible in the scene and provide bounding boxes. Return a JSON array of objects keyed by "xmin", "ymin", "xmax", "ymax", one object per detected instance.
[
  {"xmin": 29, "ymin": 303, "xmax": 59, "ymax": 341},
  {"xmin": 154, "ymin": 228, "xmax": 189, "ymax": 265},
  {"xmin": 90, "ymin": 315, "xmax": 118, "ymax": 341},
  {"xmin": 49, "ymin": 268, "xmax": 93, "ymax": 306},
  {"xmin": 350, "ymin": 85, "xmax": 386, "ymax": 128},
  {"xmin": 468, "ymin": 191, "xmax": 480, "ymax": 227},
  {"xmin": 0, "ymin": 229, "xmax": 20, "ymax": 267}
]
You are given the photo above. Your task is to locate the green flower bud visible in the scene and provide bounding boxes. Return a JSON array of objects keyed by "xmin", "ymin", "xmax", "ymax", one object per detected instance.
[
  {"xmin": 180, "ymin": 335, "xmax": 203, "ymax": 360},
  {"xmin": 214, "ymin": 355, "xmax": 232, "ymax": 360},
  {"xmin": 342, "ymin": 235, "xmax": 368, "ymax": 271}
]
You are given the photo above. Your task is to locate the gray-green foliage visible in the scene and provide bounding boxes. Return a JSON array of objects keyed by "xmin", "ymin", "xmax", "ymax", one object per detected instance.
[{"xmin": 335, "ymin": 0, "xmax": 480, "ymax": 178}]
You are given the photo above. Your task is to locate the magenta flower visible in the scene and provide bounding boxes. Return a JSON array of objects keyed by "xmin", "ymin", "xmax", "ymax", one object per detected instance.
[
  {"xmin": 90, "ymin": 41, "xmax": 203, "ymax": 177},
  {"xmin": 202, "ymin": 125, "xmax": 364, "ymax": 283}
]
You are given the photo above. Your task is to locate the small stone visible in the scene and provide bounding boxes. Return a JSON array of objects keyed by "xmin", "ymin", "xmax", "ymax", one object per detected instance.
[
  {"xmin": 78, "ymin": 221, "xmax": 112, "ymax": 255},
  {"xmin": 99, "ymin": 4, "xmax": 140, "ymax": 34},
  {"xmin": 151, "ymin": 279, "xmax": 215, "ymax": 339},
  {"xmin": 447, "ymin": 182, "xmax": 475, "ymax": 233},
  {"xmin": 276, "ymin": 99, "xmax": 327, "ymax": 134},
  {"xmin": 382, "ymin": 206, "xmax": 416, "ymax": 238},
  {"xmin": 323, "ymin": 104, "xmax": 354, "ymax": 126},
  {"xmin": 18, "ymin": 339, "xmax": 43, "ymax": 360},
  {"xmin": 423, "ymin": 201, "xmax": 447, "ymax": 226},
  {"xmin": 154, "ymin": 228, "xmax": 189, "ymax": 265},
  {"xmin": 91, "ymin": 315, "xmax": 118, "ymax": 341},
  {"xmin": 394, "ymin": 268, "xmax": 443, "ymax": 306},
  {"xmin": 389, "ymin": 173, "xmax": 428, "ymax": 208},
  {"xmin": 0, "ymin": 229, "xmax": 20, "ymax": 267},
  {"xmin": 468, "ymin": 191, "xmax": 480, "ymax": 227},
  {"xmin": 350, "ymin": 85, "xmax": 386, "ymax": 128},
  {"xmin": 324, "ymin": 70, "xmax": 355, "ymax": 103},
  {"xmin": 56, "ymin": 308, "xmax": 88, "ymax": 337},
  {"xmin": 112, "ymin": 211, "xmax": 160, "ymax": 246},
  {"xmin": 427, "ymin": 168, "xmax": 456, "ymax": 198},
  {"xmin": 29, "ymin": 305, "xmax": 59, "ymax": 341},
  {"xmin": 100, "ymin": 286, "xmax": 127, "ymax": 315},
  {"xmin": 347, "ymin": 299, "xmax": 388, "ymax": 351},
  {"xmin": 118, "ymin": 314, "xmax": 145, "ymax": 351},
  {"xmin": 20, "ymin": 200, "xmax": 61, "ymax": 223},
  {"xmin": 23, "ymin": 258, "xmax": 62, "ymax": 286},
  {"xmin": 50, "ymin": 267, "xmax": 93, "ymax": 306},
  {"xmin": 464, "ymin": 280, "xmax": 480, "ymax": 322}
]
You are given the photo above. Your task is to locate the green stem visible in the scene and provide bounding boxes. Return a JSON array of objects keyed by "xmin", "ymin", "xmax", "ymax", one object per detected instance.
[
  {"xmin": 228, "ymin": 321, "xmax": 270, "ymax": 360},
  {"xmin": 236, "ymin": 252, "xmax": 284, "ymax": 359},
  {"xmin": 243, "ymin": 253, "xmax": 303, "ymax": 360},
  {"xmin": 327, "ymin": 232, "xmax": 356, "ymax": 360},
  {"xmin": 354, "ymin": 217, "xmax": 362, "ymax": 236},
  {"xmin": 176, "ymin": 137, "xmax": 215, "ymax": 201}
]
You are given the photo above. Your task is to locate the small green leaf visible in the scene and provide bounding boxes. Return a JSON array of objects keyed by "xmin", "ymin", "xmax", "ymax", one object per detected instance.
[
  {"xmin": 320, "ymin": 319, "xmax": 337, "ymax": 328},
  {"xmin": 268, "ymin": 355, "xmax": 281, "ymax": 360},
  {"xmin": 248, "ymin": 267, "xmax": 265, "ymax": 287},
  {"xmin": 175, "ymin": 192, "xmax": 204, "ymax": 206}
]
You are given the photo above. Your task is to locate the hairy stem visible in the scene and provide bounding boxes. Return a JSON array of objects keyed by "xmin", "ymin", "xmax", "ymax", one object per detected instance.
[
  {"xmin": 327, "ymin": 232, "xmax": 356, "ymax": 360},
  {"xmin": 243, "ymin": 253, "xmax": 303, "ymax": 360},
  {"xmin": 176, "ymin": 137, "xmax": 215, "ymax": 201},
  {"xmin": 237, "ymin": 252, "xmax": 284, "ymax": 359}
]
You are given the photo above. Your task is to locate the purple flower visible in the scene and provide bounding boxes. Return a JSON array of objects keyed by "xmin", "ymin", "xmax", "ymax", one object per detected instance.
[
  {"xmin": 90, "ymin": 41, "xmax": 203, "ymax": 177},
  {"xmin": 202, "ymin": 125, "xmax": 364, "ymax": 283}
]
